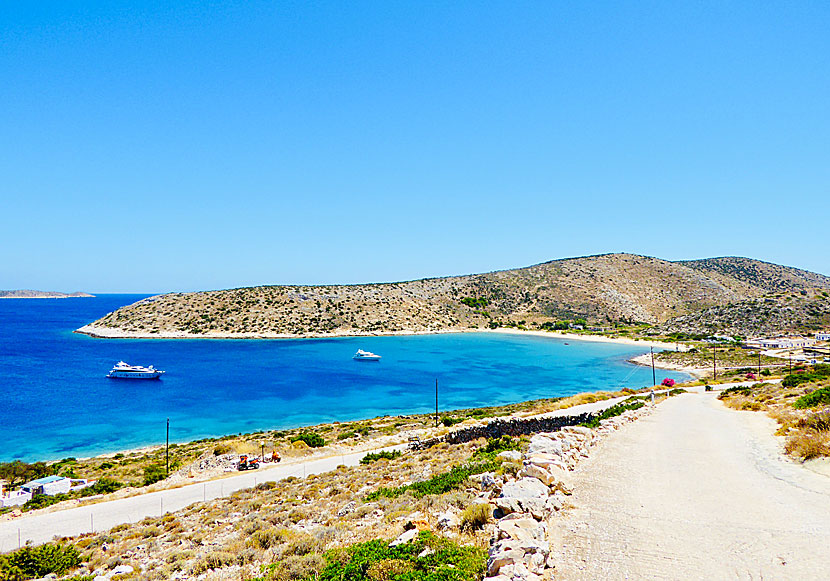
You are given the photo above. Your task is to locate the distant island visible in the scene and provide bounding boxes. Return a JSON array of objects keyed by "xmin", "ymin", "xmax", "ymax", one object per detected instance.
[
  {"xmin": 76, "ymin": 253, "xmax": 830, "ymax": 340},
  {"xmin": 1, "ymin": 290, "xmax": 95, "ymax": 299}
]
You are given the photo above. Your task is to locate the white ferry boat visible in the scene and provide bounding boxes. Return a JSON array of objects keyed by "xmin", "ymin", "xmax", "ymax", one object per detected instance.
[
  {"xmin": 353, "ymin": 349, "xmax": 381, "ymax": 361},
  {"xmin": 107, "ymin": 361, "xmax": 165, "ymax": 379}
]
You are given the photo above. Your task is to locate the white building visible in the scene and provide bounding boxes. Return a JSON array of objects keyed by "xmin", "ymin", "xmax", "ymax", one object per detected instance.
[
  {"xmin": 21, "ymin": 475, "xmax": 72, "ymax": 496},
  {"xmin": 0, "ymin": 488, "xmax": 32, "ymax": 507},
  {"xmin": 746, "ymin": 337, "xmax": 816, "ymax": 349},
  {"xmin": 816, "ymin": 332, "xmax": 830, "ymax": 341}
]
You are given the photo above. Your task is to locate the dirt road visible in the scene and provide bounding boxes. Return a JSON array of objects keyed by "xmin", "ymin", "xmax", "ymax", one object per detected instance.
[{"xmin": 552, "ymin": 391, "xmax": 830, "ymax": 579}]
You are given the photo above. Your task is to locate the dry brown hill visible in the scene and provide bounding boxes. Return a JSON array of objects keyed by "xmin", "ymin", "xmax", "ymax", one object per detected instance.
[
  {"xmin": 680, "ymin": 257, "xmax": 830, "ymax": 293},
  {"xmin": 77, "ymin": 253, "xmax": 830, "ymax": 338}
]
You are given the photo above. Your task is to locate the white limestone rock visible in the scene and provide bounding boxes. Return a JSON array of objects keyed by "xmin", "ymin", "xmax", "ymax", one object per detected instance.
[
  {"xmin": 497, "ymin": 450, "xmax": 523, "ymax": 462},
  {"xmin": 390, "ymin": 528, "xmax": 418, "ymax": 546},
  {"xmin": 501, "ymin": 477, "xmax": 549, "ymax": 500}
]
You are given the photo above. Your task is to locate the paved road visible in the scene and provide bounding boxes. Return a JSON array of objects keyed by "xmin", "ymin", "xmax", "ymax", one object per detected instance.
[
  {"xmin": 0, "ymin": 445, "xmax": 405, "ymax": 551},
  {"xmin": 552, "ymin": 390, "xmax": 830, "ymax": 579},
  {"xmin": 0, "ymin": 394, "xmax": 632, "ymax": 551}
]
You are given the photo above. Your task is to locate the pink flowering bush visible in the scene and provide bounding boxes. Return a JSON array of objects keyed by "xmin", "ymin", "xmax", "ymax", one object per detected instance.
[
  {"xmin": 661, "ymin": 378, "xmax": 675, "ymax": 387},
  {"xmin": 745, "ymin": 373, "xmax": 756, "ymax": 380}
]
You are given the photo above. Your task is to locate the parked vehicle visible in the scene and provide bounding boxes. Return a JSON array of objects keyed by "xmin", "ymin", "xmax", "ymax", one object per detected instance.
[{"xmin": 237, "ymin": 454, "xmax": 260, "ymax": 470}]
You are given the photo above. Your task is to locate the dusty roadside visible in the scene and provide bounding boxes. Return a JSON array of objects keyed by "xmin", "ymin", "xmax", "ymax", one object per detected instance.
[{"xmin": 550, "ymin": 390, "xmax": 830, "ymax": 579}]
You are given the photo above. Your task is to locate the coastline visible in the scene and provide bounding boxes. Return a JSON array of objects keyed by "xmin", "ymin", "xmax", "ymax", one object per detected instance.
[
  {"xmin": 76, "ymin": 323, "xmax": 704, "ymax": 377},
  {"xmin": 0, "ymin": 295, "xmax": 94, "ymax": 300},
  {"xmin": 482, "ymin": 327, "xmax": 688, "ymax": 352},
  {"xmin": 628, "ymin": 353, "xmax": 707, "ymax": 379},
  {"xmin": 74, "ymin": 324, "xmax": 470, "ymax": 340},
  {"xmin": 75, "ymin": 324, "xmax": 688, "ymax": 352}
]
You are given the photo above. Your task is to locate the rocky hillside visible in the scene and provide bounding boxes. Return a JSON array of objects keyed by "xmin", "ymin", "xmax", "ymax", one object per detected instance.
[
  {"xmin": 658, "ymin": 292, "xmax": 830, "ymax": 337},
  {"xmin": 77, "ymin": 253, "xmax": 830, "ymax": 338},
  {"xmin": 680, "ymin": 257, "xmax": 830, "ymax": 293}
]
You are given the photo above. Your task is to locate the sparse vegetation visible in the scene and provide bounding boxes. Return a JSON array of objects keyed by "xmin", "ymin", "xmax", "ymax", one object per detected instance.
[
  {"xmin": 305, "ymin": 532, "xmax": 486, "ymax": 581},
  {"xmin": 0, "ymin": 544, "xmax": 80, "ymax": 580},
  {"xmin": 580, "ymin": 399, "xmax": 646, "ymax": 428},
  {"xmin": 291, "ymin": 432, "xmax": 326, "ymax": 448},
  {"xmin": 360, "ymin": 450, "xmax": 402, "ymax": 464},
  {"xmin": 81, "ymin": 254, "xmax": 830, "ymax": 339},
  {"xmin": 718, "ymin": 366, "xmax": 830, "ymax": 461},
  {"xmin": 366, "ymin": 459, "xmax": 499, "ymax": 501}
]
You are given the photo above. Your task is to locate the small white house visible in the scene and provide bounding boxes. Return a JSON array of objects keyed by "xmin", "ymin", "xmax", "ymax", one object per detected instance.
[
  {"xmin": 751, "ymin": 337, "xmax": 816, "ymax": 349},
  {"xmin": 0, "ymin": 489, "xmax": 32, "ymax": 507},
  {"xmin": 816, "ymin": 332, "xmax": 830, "ymax": 341},
  {"xmin": 21, "ymin": 475, "xmax": 72, "ymax": 496}
]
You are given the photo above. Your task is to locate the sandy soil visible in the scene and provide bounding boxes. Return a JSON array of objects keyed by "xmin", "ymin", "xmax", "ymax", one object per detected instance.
[
  {"xmin": 628, "ymin": 353, "xmax": 707, "ymax": 378},
  {"xmin": 550, "ymin": 390, "xmax": 830, "ymax": 579}
]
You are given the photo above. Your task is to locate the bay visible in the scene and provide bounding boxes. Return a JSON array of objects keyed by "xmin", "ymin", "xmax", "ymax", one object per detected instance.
[{"xmin": 0, "ymin": 295, "xmax": 689, "ymax": 461}]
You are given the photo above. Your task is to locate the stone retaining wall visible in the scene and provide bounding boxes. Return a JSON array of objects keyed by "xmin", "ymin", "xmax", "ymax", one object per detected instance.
[{"xmin": 410, "ymin": 412, "xmax": 596, "ymax": 450}]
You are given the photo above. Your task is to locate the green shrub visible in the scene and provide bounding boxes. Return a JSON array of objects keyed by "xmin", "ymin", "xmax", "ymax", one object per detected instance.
[
  {"xmin": 24, "ymin": 493, "xmax": 70, "ymax": 510},
  {"xmin": 460, "ymin": 297, "xmax": 489, "ymax": 308},
  {"xmin": 580, "ymin": 399, "xmax": 645, "ymax": 428},
  {"xmin": 313, "ymin": 532, "xmax": 485, "ymax": 581},
  {"xmin": 360, "ymin": 450, "xmax": 402, "ymax": 464},
  {"xmin": 142, "ymin": 464, "xmax": 167, "ymax": 486},
  {"xmin": 213, "ymin": 443, "xmax": 233, "ymax": 456},
  {"xmin": 441, "ymin": 417, "xmax": 463, "ymax": 427},
  {"xmin": 291, "ymin": 432, "xmax": 326, "ymax": 448},
  {"xmin": 793, "ymin": 387, "xmax": 830, "ymax": 409},
  {"xmin": 473, "ymin": 436, "xmax": 520, "ymax": 460},
  {"xmin": 80, "ymin": 478, "xmax": 123, "ymax": 496},
  {"xmin": 782, "ymin": 365, "xmax": 830, "ymax": 388},
  {"xmin": 0, "ymin": 544, "xmax": 80, "ymax": 579},
  {"xmin": 366, "ymin": 460, "xmax": 498, "ymax": 501},
  {"xmin": 0, "ymin": 461, "xmax": 53, "ymax": 489}
]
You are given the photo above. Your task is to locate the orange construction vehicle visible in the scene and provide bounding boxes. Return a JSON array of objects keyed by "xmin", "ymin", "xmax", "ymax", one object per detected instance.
[{"xmin": 237, "ymin": 454, "xmax": 260, "ymax": 471}]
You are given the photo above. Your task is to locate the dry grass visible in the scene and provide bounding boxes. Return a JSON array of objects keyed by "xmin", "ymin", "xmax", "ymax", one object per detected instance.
[
  {"xmin": 719, "ymin": 375, "xmax": 830, "ymax": 462},
  {"xmin": 784, "ymin": 429, "xmax": 830, "ymax": 461},
  {"xmin": 49, "ymin": 436, "xmax": 505, "ymax": 579},
  {"xmin": 460, "ymin": 503, "xmax": 491, "ymax": 532}
]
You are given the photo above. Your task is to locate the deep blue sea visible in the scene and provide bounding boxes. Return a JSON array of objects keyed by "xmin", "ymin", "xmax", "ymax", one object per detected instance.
[{"xmin": 0, "ymin": 295, "xmax": 690, "ymax": 461}]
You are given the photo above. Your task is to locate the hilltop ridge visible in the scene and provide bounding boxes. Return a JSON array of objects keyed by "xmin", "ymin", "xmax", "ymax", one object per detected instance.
[{"xmin": 76, "ymin": 253, "xmax": 830, "ymax": 339}]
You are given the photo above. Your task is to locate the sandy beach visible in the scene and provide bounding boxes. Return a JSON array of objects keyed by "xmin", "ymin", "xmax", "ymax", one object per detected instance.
[{"xmin": 76, "ymin": 323, "xmax": 689, "ymax": 352}]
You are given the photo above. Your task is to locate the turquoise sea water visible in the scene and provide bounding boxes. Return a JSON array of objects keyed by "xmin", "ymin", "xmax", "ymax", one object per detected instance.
[{"xmin": 0, "ymin": 295, "xmax": 690, "ymax": 461}]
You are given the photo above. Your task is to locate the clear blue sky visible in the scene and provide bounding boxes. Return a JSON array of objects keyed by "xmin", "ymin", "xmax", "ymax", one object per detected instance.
[{"xmin": 2, "ymin": 2, "xmax": 828, "ymax": 293}]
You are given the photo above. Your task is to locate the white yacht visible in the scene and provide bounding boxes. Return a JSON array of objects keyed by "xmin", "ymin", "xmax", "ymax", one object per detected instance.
[
  {"xmin": 353, "ymin": 349, "xmax": 381, "ymax": 361},
  {"xmin": 107, "ymin": 361, "xmax": 165, "ymax": 379}
]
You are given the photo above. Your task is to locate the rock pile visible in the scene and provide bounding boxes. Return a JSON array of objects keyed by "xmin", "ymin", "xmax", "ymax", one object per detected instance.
[{"xmin": 485, "ymin": 405, "xmax": 652, "ymax": 580}]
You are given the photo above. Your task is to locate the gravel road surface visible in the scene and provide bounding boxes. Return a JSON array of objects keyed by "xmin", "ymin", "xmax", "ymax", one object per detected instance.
[{"xmin": 552, "ymin": 391, "xmax": 830, "ymax": 579}]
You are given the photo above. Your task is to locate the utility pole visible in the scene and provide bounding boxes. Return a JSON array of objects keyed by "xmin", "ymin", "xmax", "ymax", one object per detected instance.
[
  {"xmin": 261, "ymin": 443, "xmax": 265, "ymax": 462},
  {"xmin": 166, "ymin": 418, "xmax": 170, "ymax": 476},
  {"xmin": 650, "ymin": 347, "xmax": 656, "ymax": 386},
  {"xmin": 712, "ymin": 345, "xmax": 717, "ymax": 380},
  {"xmin": 434, "ymin": 379, "xmax": 439, "ymax": 428}
]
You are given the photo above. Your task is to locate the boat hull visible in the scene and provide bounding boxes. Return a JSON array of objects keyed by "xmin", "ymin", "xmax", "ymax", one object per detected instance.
[
  {"xmin": 353, "ymin": 356, "xmax": 381, "ymax": 361},
  {"xmin": 107, "ymin": 371, "xmax": 164, "ymax": 379}
]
